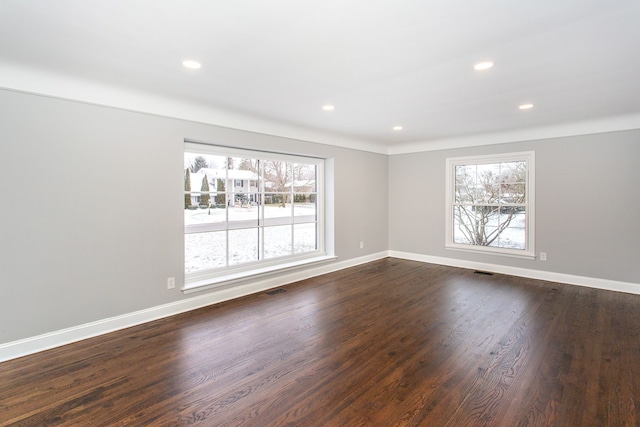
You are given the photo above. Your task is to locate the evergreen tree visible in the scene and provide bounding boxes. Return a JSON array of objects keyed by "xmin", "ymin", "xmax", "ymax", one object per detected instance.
[
  {"xmin": 215, "ymin": 178, "xmax": 226, "ymax": 205},
  {"xmin": 184, "ymin": 168, "xmax": 192, "ymax": 208},
  {"xmin": 200, "ymin": 175, "xmax": 210, "ymax": 207},
  {"xmin": 190, "ymin": 156, "xmax": 209, "ymax": 173}
]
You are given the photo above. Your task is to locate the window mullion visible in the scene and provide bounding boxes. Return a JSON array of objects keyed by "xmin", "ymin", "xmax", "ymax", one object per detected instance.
[
  {"xmin": 446, "ymin": 151, "xmax": 534, "ymax": 258},
  {"xmin": 184, "ymin": 145, "xmax": 326, "ymax": 284}
]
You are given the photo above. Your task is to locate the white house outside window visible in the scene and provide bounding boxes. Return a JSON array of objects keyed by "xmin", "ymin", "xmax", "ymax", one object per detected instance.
[
  {"xmin": 445, "ymin": 151, "xmax": 535, "ymax": 259},
  {"xmin": 184, "ymin": 143, "xmax": 326, "ymax": 290}
]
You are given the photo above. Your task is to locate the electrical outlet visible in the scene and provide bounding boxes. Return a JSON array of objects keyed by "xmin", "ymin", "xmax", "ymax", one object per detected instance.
[
  {"xmin": 540, "ymin": 252, "xmax": 547, "ymax": 261},
  {"xmin": 167, "ymin": 277, "xmax": 176, "ymax": 289},
  {"xmin": 360, "ymin": 241, "xmax": 364, "ymax": 249}
]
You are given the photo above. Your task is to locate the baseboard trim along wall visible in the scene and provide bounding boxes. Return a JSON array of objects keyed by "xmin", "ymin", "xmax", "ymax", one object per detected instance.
[
  {"xmin": 0, "ymin": 252, "xmax": 387, "ymax": 363},
  {"xmin": 389, "ymin": 250, "xmax": 640, "ymax": 296},
  {"xmin": 3, "ymin": 250, "xmax": 638, "ymax": 363}
]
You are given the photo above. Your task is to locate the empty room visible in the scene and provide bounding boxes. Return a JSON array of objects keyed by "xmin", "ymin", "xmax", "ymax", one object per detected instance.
[{"xmin": 1, "ymin": 1, "xmax": 639, "ymax": 425}]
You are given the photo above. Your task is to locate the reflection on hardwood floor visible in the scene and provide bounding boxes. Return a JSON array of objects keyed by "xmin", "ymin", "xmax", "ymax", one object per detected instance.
[{"xmin": 1, "ymin": 258, "xmax": 639, "ymax": 426}]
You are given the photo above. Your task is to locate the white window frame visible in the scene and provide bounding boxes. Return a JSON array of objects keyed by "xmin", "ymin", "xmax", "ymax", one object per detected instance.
[
  {"xmin": 445, "ymin": 151, "xmax": 535, "ymax": 259},
  {"xmin": 184, "ymin": 142, "xmax": 332, "ymax": 292}
]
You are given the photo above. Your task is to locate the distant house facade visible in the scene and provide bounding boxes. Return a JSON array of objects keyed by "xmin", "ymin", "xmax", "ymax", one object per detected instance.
[{"xmin": 186, "ymin": 168, "xmax": 259, "ymax": 207}]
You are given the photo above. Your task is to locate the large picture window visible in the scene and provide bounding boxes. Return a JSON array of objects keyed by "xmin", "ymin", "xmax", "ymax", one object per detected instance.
[
  {"xmin": 445, "ymin": 152, "xmax": 535, "ymax": 259},
  {"xmin": 184, "ymin": 143, "xmax": 326, "ymax": 289}
]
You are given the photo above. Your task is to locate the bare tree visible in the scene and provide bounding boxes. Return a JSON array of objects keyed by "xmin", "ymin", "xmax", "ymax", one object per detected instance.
[
  {"xmin": 454, "ymin": 162, "xmax": 526, "ymax": 246},
  {"xmin": 263, "ymin": 161, "xmax": 290, "ymax": 206}
]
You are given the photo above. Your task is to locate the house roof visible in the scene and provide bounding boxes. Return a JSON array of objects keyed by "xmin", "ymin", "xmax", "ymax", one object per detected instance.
[
  {"xmin": 196, "ymin": 168, "xmax": 258, "ymax": 181},
  {"xmin": 188, "ymin": 169, "xmax": 259, "ymax": 191},
  {"xmin": 1, "ymin": 1, "xmax": 639, "ymax": 154}
]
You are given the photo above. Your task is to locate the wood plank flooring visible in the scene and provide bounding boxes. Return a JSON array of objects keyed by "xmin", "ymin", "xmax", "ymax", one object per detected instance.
[{"xmin": 1, "ymin": 258, "xmax": 639, "ymax": 426}]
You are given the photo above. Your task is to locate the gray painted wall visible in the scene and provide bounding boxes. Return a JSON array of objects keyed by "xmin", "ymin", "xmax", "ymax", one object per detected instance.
[
  {"xmin": 2, "ymin": 86, "xmax": 638, "ymax": 346},
  {"xmin": 389, "ymin": 130, "xmax": 640, "ymax": 284},
  {"xmin": 0, "ymin": 89, "xmax": 388, "ymax": 343}
]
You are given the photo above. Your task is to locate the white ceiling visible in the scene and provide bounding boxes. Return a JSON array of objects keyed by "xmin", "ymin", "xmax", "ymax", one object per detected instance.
[{"xmin": 1, "ymin": 0, "xmax": 639, "ymax": 154}]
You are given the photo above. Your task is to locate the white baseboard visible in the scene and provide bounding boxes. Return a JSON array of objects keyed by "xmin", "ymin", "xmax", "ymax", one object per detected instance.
[
  {"xmin": 0, "ymin": 251, "xmax": 388, "ymax": 363},
  {"xmin": 5, "ymin": 250, "xmax": 635, "ymax": 363},
  {"xmin": 389, "ymin": 250, "xmax": 640, "ymax": 295}
]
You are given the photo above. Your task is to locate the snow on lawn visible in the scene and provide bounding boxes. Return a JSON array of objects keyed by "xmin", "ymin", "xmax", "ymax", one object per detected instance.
[
  {"xmin": 185, "ymin": 204, "xmax": 317, "ymax": 274},
  {"xmin": 454, "ymin": 212, "xmax": 527, "ymax": 249}
]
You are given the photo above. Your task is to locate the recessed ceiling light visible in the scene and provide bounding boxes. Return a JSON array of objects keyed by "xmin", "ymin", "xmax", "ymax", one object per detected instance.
[
  {"xmin": 473, "ymin": 61, "xmax": 494, "ymax": 71},
  {"xmin": 393, "ymin": 126, "xmax": 403, "ymax": 131},
  {"xmin": 322, "ymin": 105, "xmax": 335, "ymax": 111},
  {"xmin": 182, "ymin": 60, "xmax": 202, "ymax": 69},
  {"xmin": 519, "ymin": 103, "xmax": 534, "ymax": 110}
]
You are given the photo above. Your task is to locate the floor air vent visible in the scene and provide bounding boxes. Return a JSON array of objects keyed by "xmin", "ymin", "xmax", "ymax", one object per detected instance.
[
  {"xmin": 265, "ymin": 288, "xmax": 287, "ymax": 295},
  {"xmin": 474, "ymin": 270, "xmax": 494, "ymax": 276}
]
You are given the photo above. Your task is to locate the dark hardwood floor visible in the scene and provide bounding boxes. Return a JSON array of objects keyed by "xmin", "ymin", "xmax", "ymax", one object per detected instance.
[{"xmin": 1, "ymin": 258, "xmax": 639, "ymax": 426}]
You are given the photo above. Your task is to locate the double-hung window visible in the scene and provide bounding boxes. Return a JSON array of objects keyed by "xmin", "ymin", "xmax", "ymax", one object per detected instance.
[
  {"xmin": 184, "ymin": 142, "xmax": 326, "ymax": 289},
  {"xmin": 445, "ymin": 151, "xmax": 535, "ymax": 259}
]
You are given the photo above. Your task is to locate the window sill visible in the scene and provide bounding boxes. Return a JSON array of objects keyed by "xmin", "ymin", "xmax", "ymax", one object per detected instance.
[
  {"xmin": 182, "ymin": 255, "xmax": 337, "ymax": 294},
  {"xmin": 445, "ymin": 244, "xmax": 535, "ymax": 260}
]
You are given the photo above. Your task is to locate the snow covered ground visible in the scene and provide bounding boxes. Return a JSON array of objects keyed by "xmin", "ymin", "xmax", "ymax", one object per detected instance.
[
  {"xmin": 454, "ymin": 212, "xmax": 526, "ymax": 249},
  {"xmin": 186, "ymin": 205, "xmax": 526, "ymax": 274},
  {"xmin": 185, "ymin": 204, "xmax": 317, "ymax": 273}
]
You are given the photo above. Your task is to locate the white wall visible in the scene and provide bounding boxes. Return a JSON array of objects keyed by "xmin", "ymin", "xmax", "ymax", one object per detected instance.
[
  {"xmin": 0, "ymin": 89, "xmax": 388, "ymax": 345},
  {"xmin": 389, "ymin": 130, "xmax": 640, "ymax": 285}
]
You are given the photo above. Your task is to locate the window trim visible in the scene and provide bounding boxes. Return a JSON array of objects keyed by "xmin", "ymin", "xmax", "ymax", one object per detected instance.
[
  {"xmin": 184, "ymin": 141, "xmax": 328, "ymax": 291},
  {"xmin": 445, "ymin": 151, "xmax": 535, "ymax": 259}
]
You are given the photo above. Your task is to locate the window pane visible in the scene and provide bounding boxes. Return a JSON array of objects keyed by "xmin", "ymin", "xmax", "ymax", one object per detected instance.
[
  {"xmin": 228, "ymin": 193, "xmax": 258, "ymax": 230},
  {"xmin": 454, "ymin": 205, "xmax": 519, "ymax": 247},
  {"xmin": 185, "ymin": 200, "xmax": 227, "ymax": 229},
  {"xmin": 264, "ymin": 225, "xmax": 292, "ymax": 259},
  {"xmin": 264, "ymin": 192, "xmax": 289, "ymax": 209},
  {"xmin": 477, "ymin": 163, "xmax": 500, "ymax": 178},
  {"xmin": 184, "ymin": 153, "xmax": 227, "ymax": 173},
  {"xmin": 185, "ymin": 231, "xmax": 226, "ymax": 273},
  {"xmin": 500, "ymin": 183, "xmax": 526, "ymax": 204},
  {"xmin": 228, "ymin": 158, "xmax": 258, "ymax": 202},
  {"xmin": 293, "ymin": 195, "xmax": 316, "ymax": 224},
  {"xmin": 455, "ymin": 164, "xmax": 475, "ymax": 183},
  {"xmin": 228, "ymin": 228, "xmax": 258, "ymax": 265},
  {"xmin": 454, "ymin": 165, "xmax": 475, "ymax": 203},
  {"xmin": 263, "ymin": 196, "xmax": 292, "ymax": 226},
  {"xmin": 497, "ymin": 209, "xmax": 527, "ymax": 250},
  {"xmin": 454, "ymin": 185, "xmax": 474, "ymax": 204},
  {"xmin": 293, "ymin": 163, "xmax": 317, "ymax": 192},
  {"xmin": 263, "ymin": 160, "xmax": 290, "ymax": 193},
  {"xmin": 489, "ymin": 225, "xmax": 525, "ymax": 249},
  {"xmin": 476, "ymin": 165, "xmax": 500, "ymax": 204},
  {"xmin": 485, "ymin": 208, "xmax": 501, "ymax": 226},
  {"xmin": 499, "ymin": 162, "xmax": 526, "ymax": 183},
  {"xmin": 185, "ymin": 144, "xmax": 324, "ymax": 279},
  {"xmin": 453, "ymin": 206, "xmax": 498, "ymax": 245},
  {"xmin": 184, "ymin": 155, "xmax": 228, "ymax": 210},
  {"xmin": 294, "ymin": 223, "xmax": 316, "ymax": 253},
  {"xmin": 447, "ymin": 152, "xmax": 532, "ymax": 256},
  {"xmin": 453, "ymin": 214, "xmax": 472, "ymax": 244},
  {"xmin": 499, "ymin": 162, "xmax": 526, "ymax": 204}
]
